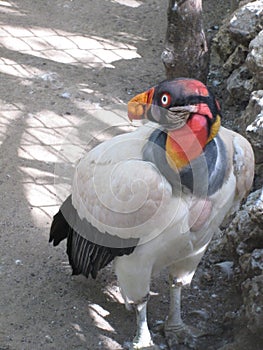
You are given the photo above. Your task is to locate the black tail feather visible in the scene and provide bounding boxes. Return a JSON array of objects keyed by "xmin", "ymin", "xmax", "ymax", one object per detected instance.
[
  {"xmin": 49, "ymin": 195, "xmax": 138, "ymax": 279},
  {"xmin": 49, "ymin": 210, "xmax": 70, "ymax": 246}
]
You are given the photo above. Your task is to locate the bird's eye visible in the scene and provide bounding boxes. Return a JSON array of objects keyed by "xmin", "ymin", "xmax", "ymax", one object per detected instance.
[{"xmin": 160, "ymin": 93, "xmax": 171, "ymax": 107}]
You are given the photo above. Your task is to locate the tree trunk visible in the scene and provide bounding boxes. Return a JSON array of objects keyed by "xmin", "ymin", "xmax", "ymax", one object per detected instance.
[
  {"xmin": 231, "ymin": 0, "xmax": 240, "ymax": 12},
  {"xmin": 162, "ymin": 0, "xmax": 209, "ymax": 83}
]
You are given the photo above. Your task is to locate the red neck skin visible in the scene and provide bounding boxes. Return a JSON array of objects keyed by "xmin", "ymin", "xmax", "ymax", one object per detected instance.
[{"xmin": 166, "ymin": 114, "xmax": 209, "ymax": 170}]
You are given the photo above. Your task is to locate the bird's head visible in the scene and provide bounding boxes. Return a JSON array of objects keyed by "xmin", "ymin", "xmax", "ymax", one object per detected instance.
[
  {"xmin": 128, "ymin": 78, "xmax": 222, "ymax": 169},
  {"xmin": 128, "ymin": 78, "xmax": 221, "ymax": 144}
]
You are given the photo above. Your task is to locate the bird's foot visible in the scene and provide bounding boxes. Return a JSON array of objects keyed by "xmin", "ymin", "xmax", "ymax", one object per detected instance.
[
  {"xmin": 164, "ymin": 323, "xmax": 206, "ymax": 349},
  {"xmin": 129, "ymin": 334, "xmax": 159, "ymax": 350},
  {"xmin": 130, "ymin": 335, "xmax": 159, "ymax": 350}
]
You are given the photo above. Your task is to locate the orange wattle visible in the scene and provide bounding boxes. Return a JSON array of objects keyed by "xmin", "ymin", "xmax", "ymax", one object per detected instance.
[{"xmin": 166, "ymin": 114, "xmax": 208, "ymax": 170}]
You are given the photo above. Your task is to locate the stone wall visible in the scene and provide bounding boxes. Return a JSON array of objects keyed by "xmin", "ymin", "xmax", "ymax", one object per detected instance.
[
  {"xmin": 209, "ymin": 1, "xmax": 263, "ymax": 346},
  {"xmin": 210, "ymin": 0, "xmax": 262, "ymax": 191},
  {"xmin": 210, "ymin": 1, "xmax": 262, "ymax": 116}
]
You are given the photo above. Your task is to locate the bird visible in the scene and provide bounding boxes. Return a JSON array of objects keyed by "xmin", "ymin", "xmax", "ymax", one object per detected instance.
[{"xmin": 49, "ymin": 78, "xmax": 254, "ymax": 349}]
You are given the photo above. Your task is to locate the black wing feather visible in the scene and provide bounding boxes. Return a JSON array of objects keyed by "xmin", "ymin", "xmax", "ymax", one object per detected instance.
[{"xmin": 49, "ymin": 195, "xmax": 138, "ymax": 279}]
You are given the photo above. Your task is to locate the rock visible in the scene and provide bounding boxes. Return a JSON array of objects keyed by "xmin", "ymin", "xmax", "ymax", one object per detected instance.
[
  {"xmin": 228, "ymin": 1, "xmax": 263, "ymax": 44},
  {"xmin": 242, "ymin": 275, "xmax": 263, "ymax": 338},
  {"xmin": 210, "ymin": 1, "xmax": 263, "ymax": 114},
  {"xmin": 239, "ymin": 249, "xmax": 263, "ymax": 277},
  {"xmin": 240, "ymin": 90, "xmax": 263, "ymax": 128},
  {"xmin": 226, "ymin": 65, "xmax": 256, "ymax": 105},
  {"xmin": 225, "ymin": 189, "xmax": 263, "ymax": 256},
  {"xmin": 240, "ymin": 90, "xmax": 263, "ymax": 164},
  {"xmin": 246, "ymin": 30, "xmax": 263, "ymax": 83},
  {"xmin": 250, "ymin": 189, "xmax": 263, "ymax": 224},
  {"xmin": 213, "ymin": 24, "xmax": 237, "ymax": 63},
  {"xmin": 44, "ymin": 334, "xmax": 54, "ymax": 343},
  {"xmin": 223, "ymin": 44, "xmax": 248, "ymax": 74}
]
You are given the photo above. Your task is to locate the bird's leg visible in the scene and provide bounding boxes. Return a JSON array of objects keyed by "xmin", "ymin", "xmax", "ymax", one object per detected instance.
[
  {"xmin": 164, "ymin": 277, "xmax": 203, "ymax": 348},
  {"xmin": 166, "ymin": 278, "xmax": 184, "ymax": 329},
  {"xmin": 132, "ymin": 294, "xmax": 157, "ymax": 350}
]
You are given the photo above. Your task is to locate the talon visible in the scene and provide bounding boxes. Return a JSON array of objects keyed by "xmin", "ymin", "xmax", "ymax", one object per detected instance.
[{"xmin": 164, "ymin": 323, "xmax": 207, "ymax": 348}]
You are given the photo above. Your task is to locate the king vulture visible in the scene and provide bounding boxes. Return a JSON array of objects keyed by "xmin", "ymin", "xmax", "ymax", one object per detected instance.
[{"xmin": 49, "ymin": 78, "xmax": 254, "ymax": 349}]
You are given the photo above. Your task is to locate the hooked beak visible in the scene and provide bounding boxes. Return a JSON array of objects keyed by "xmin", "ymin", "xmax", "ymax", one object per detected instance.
[{"xmin": 127, "ymin": 87, "xmax": 154, "ymax": 121}]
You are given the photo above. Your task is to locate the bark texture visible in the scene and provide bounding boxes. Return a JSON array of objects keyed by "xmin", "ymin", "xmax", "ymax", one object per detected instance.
[{"xmin": 162, "ymin": 0, "xmax": 209, "ymax": 82}]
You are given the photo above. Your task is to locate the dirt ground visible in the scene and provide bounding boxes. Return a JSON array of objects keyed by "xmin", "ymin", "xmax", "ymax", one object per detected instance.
[{"xmin": 0, "ymin": 1, "xmax": 256, "ymax": 350}]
